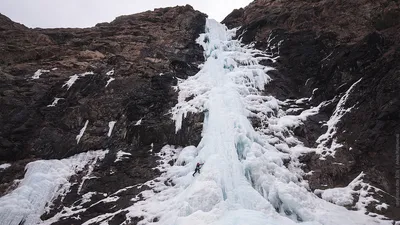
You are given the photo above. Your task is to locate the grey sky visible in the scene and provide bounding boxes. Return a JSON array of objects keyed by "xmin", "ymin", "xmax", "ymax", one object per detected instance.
[{"xmin": 0, "ymin": 0, "xmax": 252, "ymax": 28}]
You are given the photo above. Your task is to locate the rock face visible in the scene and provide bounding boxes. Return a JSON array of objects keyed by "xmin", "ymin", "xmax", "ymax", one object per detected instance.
[
  {"xmin": 0, "ymin": 5, "xmax": 205, "ymax": 224},
  {"xmin": 223, "ymin": 0, "xmax": 400, "ymax": 220}
]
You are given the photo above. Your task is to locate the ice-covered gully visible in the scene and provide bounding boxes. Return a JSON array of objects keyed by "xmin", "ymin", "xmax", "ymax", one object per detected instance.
[{"xmin": 125, "ymin": 19, "xmax": 388, "ymax": 225}]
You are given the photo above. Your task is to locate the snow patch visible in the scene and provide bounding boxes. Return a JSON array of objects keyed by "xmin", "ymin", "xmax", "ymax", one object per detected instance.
[
  {"xmin": 105, "ymin": 77, "xmax": 115, "ymax": 87},
  {"xmin": 76, "ymin": 120, "xmax": 89, "ymax": 144},
  {"xmin": 47, "ymin": 97, "xmax": 64, "ymax": 107},
  {"xmin": 0, "ymin": 163, "xmax": 11, "ymax": 170},
  {"xmin": 375, "ymin": 203, "xmax": 388, "ymax": 211},
  {"xmin": 77, "ymin": 150, "xmax": 109, "ymax": 194},
  {"xmin": 32, "ymin": 69, "xmax": 50, "ymax": 79},
  {"xmin": 81, "ymin": 192, "xmax": 97, "ymax": 204},
  {"xmin": 315, "ymin": 78, "xmax": 363, "ymax": 159},
  {"xmin": 107, "ymin": 121, "xmax": 116, "ymax": 137},
  {"xmin": 106, "ymin": 69, "xmax": 114, "ymax": 76},
  {"xmin": 135, "ymin": 118, "xmax": 142, "ymax": 126},
  {"xmin": 115, "ymin": 151, "xmax": 132, "ymax": 162},
  {"xmin": 126, "ymin": 19, "xmax": 384, "ymax": 225},
  {"xmin": 62, "ymin": 71, "xmax": 94, "ymax": 90}
]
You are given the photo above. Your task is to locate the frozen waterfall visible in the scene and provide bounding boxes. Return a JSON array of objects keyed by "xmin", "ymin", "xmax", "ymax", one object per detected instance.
[{"xmin": 127, "ymin": 19, "xmax": 387, "ymax": 225}]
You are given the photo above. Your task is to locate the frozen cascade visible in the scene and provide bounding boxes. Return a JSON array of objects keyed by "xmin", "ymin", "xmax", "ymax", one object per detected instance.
[{"xmin": 126, "ymin": 19, "xmax": 386, "ymax": 225}]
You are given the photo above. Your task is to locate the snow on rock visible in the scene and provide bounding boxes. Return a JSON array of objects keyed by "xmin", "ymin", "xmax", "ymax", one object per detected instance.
[
  {"xmin": 114, "ymin": 150, "xmax": 132, "ymax": 162},
  {"xmin": 63, "ymin": 74, "xmax": 79, "ymax": 90},
  {"xmin": 106, "ymin": 69, "xmax": 114, "ymax": 76},
  {"xmin": 124, "ymin": 19, "xmax": 385, "ymax": 225},
  {"xmin": 0, "ymin": 150, "xmax": 108, "ymax": 225},
  {"xmin": 314, "ymin": 180, "xmax": 357, "ymax": 206},
  {"xmin": 31, "ymin": 69, "xmax": 50, "ymax": 79},
  {"xmin": 295, "ymin": 97, "xmax": 308, "ymax": 104},
  {"xmin": 47, "ymin": 97, "xmax": 64, "ymax": 107},
  {"xmin": 105, "ymin": 77, "xmax": 115, "ymax": 87},
  {"xmin": 149, "ymin": 143, "xmax": 153, "ymax": 153},
  {"xmin": 314, "ymin": 172, "xmax": 388, "ymax": 219},
  {"xmin": 76, "ymin": 120, "xmax": 89, "ymax": 144},
  {"xmin": 376, "ymin": 203, "xmax": 389, "ymax": 211},
  {"xmin": 107, "ymin": 121, "xmax": 116, "ymax": 137},
  {"xmin": 315, "ymin": 78, "xmax": 363, "ymax": 159},
  {"xmin": 77, "ymin": 149, "xmax": 110, "ymax": 194},
  {"xmin": 81, "ymin": 192, "xmax": 97, "ymax": 205},
  {"xmin": 0, "ymin": 163, "xmax": 11, "ymax": 170},
  {"xmin": 135, "ymin": 118, "xmax": 142, "ymax": 126},
  {"xmin": 62, "ymin": 71, "xmax": 94, "ymax": 90}
]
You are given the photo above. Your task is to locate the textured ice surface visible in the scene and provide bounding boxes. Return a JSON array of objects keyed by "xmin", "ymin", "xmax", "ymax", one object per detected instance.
[{"xmin": 0, "ymin": 150, "xmax": 108, "ymax": 225}]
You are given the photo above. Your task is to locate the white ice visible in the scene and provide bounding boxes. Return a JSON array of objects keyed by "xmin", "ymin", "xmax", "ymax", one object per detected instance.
[
  {"xmin": 47, "ymin": 97, "xmax": 64, "ymax": 107},
  {"xmin": 0, "ymin": 150, "xmax": 108, "ymax": 225},
  {"xmin": 135, "ymin": 118, "xmax": 143, "ymax": 126},
  {"xmin": 124, "ymin": 19, "xmax": 386, "ymax": 225},
  {"xmin": 76, "ymin": 120, "xmax": 89, "ymax": 144},
  {"xmin": 0, "ymin": 163, "xmax": 11, "ymax": 170},
  {"xmin": 105, "ymin": 77, "xmax": 115, "ymax": 87},
  {"xmin": 77, "ymin": 149, "xmax": 110, "ymax": 194},
  {"xmin": 107, "ymin": 121, "xmax": 116, "ymax": 137},
  {"xmin": 63, "ymin": 74, "xmax": 79, "ymax": 90},
  {"xmin": 315, "ymin": 78, "xmax": 363, "ymax": 159},
  {"xmin": 31, "ymin": 69, "xmax": 50, "ymax": 79},
  {"xmin": 62, "ymin": 71, "xmax": 94, "ymax": 90},
  {"xmin": 314, "ymin": 172, "xmax": 388, "ymax": 219},
  {"xmin": 115, "ymin": 150, "xmax": 132, "ymax": 162},
  {"xmin": 106, "ymin": 69, "xmax": 114, "ymax": 76}
]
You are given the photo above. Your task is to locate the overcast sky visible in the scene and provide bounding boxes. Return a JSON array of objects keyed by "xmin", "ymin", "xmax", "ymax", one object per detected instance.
[{"xmin": 0, "ymin": 0, "xmax": 252, "ymax": 28}]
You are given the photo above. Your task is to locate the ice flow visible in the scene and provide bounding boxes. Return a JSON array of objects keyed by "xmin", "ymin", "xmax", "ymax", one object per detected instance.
[{"xmin": 129, "ymin": 19, "xmax": 385, "ymax": 225}]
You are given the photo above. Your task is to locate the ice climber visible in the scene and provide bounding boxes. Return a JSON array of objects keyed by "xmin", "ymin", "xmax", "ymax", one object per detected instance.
[{"xmin": 192, "ymin": 162, "xmax": 203, "ymax": 176}]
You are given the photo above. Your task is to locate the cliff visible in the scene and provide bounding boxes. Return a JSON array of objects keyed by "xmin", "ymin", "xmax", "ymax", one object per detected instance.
[{"xmin": 0, "ymin": 1, "xmax": 399, "ymax": 224}]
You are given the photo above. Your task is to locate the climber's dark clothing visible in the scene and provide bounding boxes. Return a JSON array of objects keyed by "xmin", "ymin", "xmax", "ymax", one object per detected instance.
[{"xmin": 192, "ymin": 163, "xmax": 203, "ymax": 176}]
